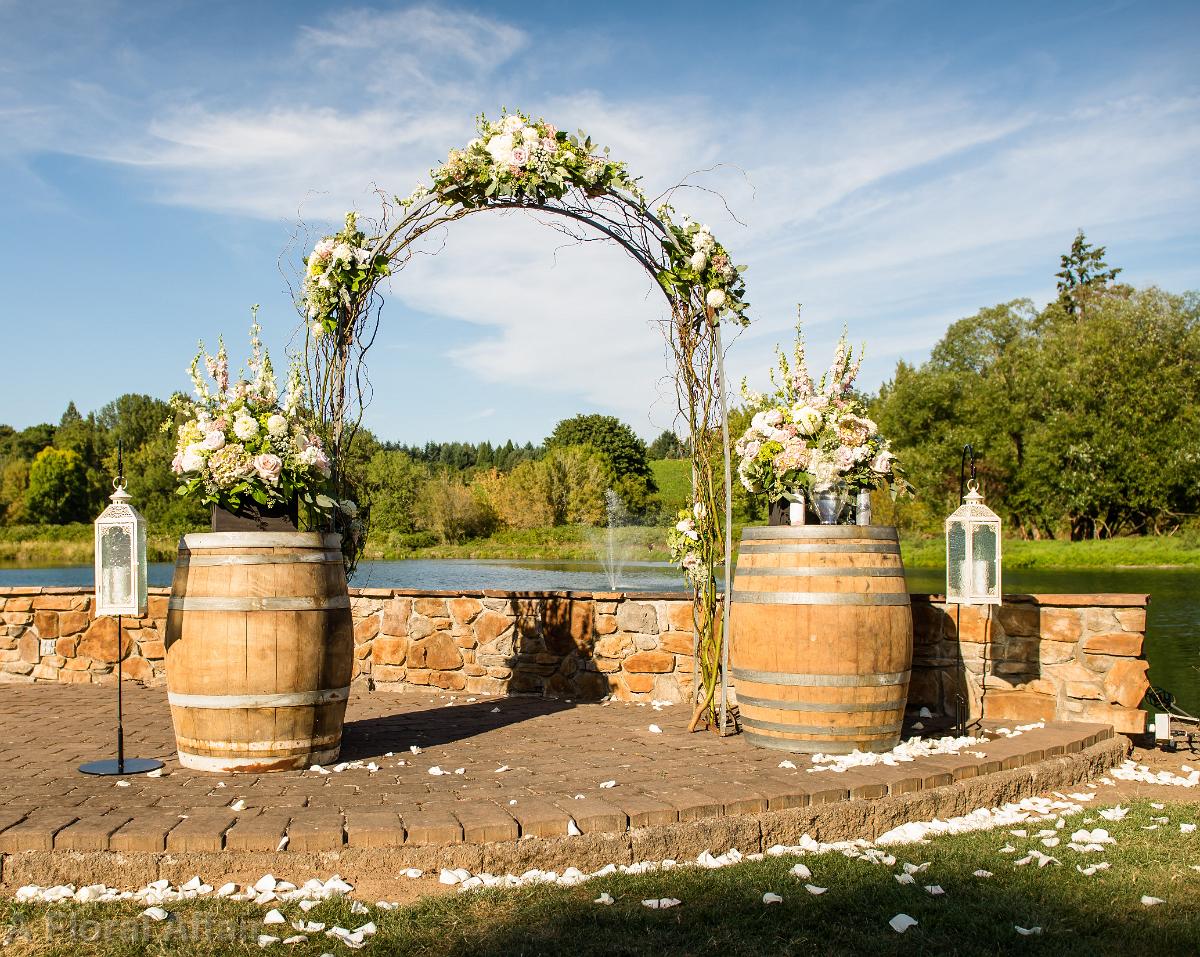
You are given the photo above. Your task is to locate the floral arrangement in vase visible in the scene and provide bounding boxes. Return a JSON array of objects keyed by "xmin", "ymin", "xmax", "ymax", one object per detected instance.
[
  {"xmin": 168, "ymin": 314, "xmax": 359, "ymax": 538},
  {"xmin": 735, "ymin": 322, "xmax": 913, "ymax": 523},
  {"xmin": 668, "ymin": 502, "xmax": 710, "ymax": 586}
]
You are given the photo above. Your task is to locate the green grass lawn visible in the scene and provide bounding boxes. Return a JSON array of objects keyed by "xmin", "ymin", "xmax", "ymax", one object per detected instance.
[
  {"xmin": 2, "ymin": 802, "xmax": 1197, "ymax": 956},
  {"xmin": 899, "ymin": 533, "xmax": 1200, "ymax": 569}
]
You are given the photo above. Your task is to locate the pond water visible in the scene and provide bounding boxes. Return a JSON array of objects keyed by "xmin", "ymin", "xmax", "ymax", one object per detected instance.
[{"xmin": 3, "ymin": 561, "xmax": 1195, "ymax": 715}]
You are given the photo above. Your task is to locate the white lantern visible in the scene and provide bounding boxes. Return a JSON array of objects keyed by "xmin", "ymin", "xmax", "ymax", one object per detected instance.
[
  {"xmin": 94, "ymin": 483, "xmax": 147, "ymax": 617},
  {"xmin": 945, "ymin": 482, "xmax": 1001, "ymax": 606}
]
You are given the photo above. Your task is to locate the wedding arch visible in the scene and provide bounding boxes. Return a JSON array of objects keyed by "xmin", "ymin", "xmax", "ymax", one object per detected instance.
[{"xmin": 296, "ymin": 110, "xmax": 749, "ymax": 733}]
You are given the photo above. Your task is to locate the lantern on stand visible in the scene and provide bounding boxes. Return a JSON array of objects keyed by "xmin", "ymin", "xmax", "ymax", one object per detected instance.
[
  {"xmin": 945, "ymin": 446, "xmax": 1002, "ymax": 606},
  {"xmin": 79, "ymin": 443, "xmax": 163, "ymax": 776}
]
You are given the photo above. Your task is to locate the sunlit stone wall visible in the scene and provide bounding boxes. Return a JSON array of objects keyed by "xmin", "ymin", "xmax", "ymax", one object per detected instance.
[{"xmin": 0, "ymin": 587, "xmax": 1149, "ymax": 734}]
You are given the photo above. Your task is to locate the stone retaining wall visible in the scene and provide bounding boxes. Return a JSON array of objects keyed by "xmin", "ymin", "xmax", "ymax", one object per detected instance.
[{"xmin": 0, "ymin": 586, "xmax": 1150, "ymax": 733}]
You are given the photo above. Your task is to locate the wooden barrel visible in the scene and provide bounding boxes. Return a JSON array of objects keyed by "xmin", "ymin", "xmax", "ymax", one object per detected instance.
[
  {"xmin": 164, "ymin": 532, "xmax": 353, "ymax": 773},
  {"xmin": 729, "ymin": 525, "xmax": 912, "ymax": 754}
]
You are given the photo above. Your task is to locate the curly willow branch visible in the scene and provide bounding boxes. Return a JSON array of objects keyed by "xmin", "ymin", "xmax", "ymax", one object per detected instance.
[{"xmin": 300, "ymin": 177, "xmax": 738, "ymax": 730}]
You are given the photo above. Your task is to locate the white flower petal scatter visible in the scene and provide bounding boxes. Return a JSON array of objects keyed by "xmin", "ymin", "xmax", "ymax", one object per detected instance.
[
  {"xmin": 895, "ymin": 873, "xmax": 915, "ymax": 885},
  {"xmin": 599, "ymin": 780, "xmax": 617, "ymax": 789},
  {"xmin": 1015, "ymin": 926, "xmax": 1043, "ymax": 936},
  {"xmin": 595, "ymin": 892, "xmax": 615, "ymax": 905},
  {"xmin": 1077, "ymin": 863, "xmax": 1110, "ymax": 876},
  {"xmin": 779, "ymin": 760, "xmax": 797, "ymax": 769},
  {"xmin": 1141, "ymin": 896, "xmax": 1164, "ymax": 906},
  {"xmin": 263, "ymin": 909, "xmax": 286, "ymax": 925},
  {"xmin": 1099, "ymin": 806, "xmax": 1129, "ymax": 822},
  {"xmin": 924, "ymin": 885, "xmax": 944, "ymax": 896},
  {"xmin": 1181, "ymin": 823, "xmax": 1196, "ymax": 833},
  {"xmin": 567, "ymin": 820, "xmax": 583, "ymax": 836},
  {"xmin": 973, "ymin": 870, "xmax": 994, "ymax": 878},
  {"xmin": 142, "ymin": 907, "xmax": 170, "ymax": 921},
  {"xmin": 790, "ymin": 864, "xmax": 812, "ymax": 879},
  {"xmin": 889, "ymin": 914, "xmax": 918, "ymax": 933},
  {"xmin": 804, "ymin": 884, "xmax": 827, "ymax": 895},
  {"xmin": 257, "ymin": 935, "xmax": 280, "ymax": 948},
  {"xmin": 807, "ymin": 734, "xmax": 989, "ymax": 774},
  {"xmin": 403, "ymin": 869, "xmax": 423, "ymax": 879},
  {"xmin": 648, "ymin": 725, "xmax": 663, "ymax": 734},
  {"xmin": 642, "ymin": 898, "xmax": 681, "ymax": 909},
  {"xmin": 428, "ymin": 766, "xmax": 446, "ymax": 776},
  {"xmin": 1111, "ymin": 761, "xmax": 1199, "ymax": 787},
  {"xmin": 763, "ymin": 892, "xmax": 784, "ymax": 904}
]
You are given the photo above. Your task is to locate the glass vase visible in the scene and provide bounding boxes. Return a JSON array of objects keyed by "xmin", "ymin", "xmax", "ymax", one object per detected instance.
[{"xmin": 814, "ymin": 487, "xmax": 844, "ymax": 525}]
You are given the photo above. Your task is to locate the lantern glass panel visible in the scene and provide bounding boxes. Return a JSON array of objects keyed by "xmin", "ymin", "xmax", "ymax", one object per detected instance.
[
  {"xmin": 100, "ymin": 524, "xmax": 133, "ymax": 607},
  {"xmin": 972, "ymin": 523, "xmax": 998, "ymax": 599},
  {"xmin": 946, "ymin": 520, "xmax": 967, "ymax": 598}
]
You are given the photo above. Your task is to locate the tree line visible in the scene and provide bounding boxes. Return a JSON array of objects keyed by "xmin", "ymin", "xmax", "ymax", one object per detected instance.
[
  {"xmin": 873, "ymin": 234, "xmax": 1200, "ymax": 539},
  {"xmin": 0, "ymin": 404, "xmax": 680, "ymax": 543}
]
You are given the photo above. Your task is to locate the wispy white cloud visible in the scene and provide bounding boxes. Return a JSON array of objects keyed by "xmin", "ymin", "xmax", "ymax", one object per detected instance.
[{"xmin": 5, "ymin": 3, "xmax": 1198, "ymax": 436}]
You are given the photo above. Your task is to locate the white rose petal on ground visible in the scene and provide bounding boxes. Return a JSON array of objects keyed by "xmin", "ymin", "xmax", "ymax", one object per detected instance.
[
  {"xmin": 599, "ymin": 780, "xmax": 617, "ymax": 789},
  {"xmin": 1015, "ymin": 926, "xmax": 1043, "ymax": 936},
  {"xmin": 790, "ymin": 864, "xmax": 811, "ymax": 879},
  {"xmin": 924, "ymin": 885, "xmax": 944, "ymax": 895},
  {"xmin": 1181, "ymin": 823, "xmax": 1196, "ymax": 833},
  {"xmin": 142, "ymin": 906, "xmax": 169, "ymax": 921},
  {"xmin": 567, "ymin": 819, "xmax": 582, "ymax": 836},
  {"xmin": 257, "ymin": 935, "xmax": 280, "ymax": 948},
  {"xmin": 763, "ymin": 892, "xmax": 783, "ymax": 904},
  {"xmin": 642, "ymin": 898, "xmax": 681, "ymax": 909},
  {"xmin": 779, "ymin": 760, "xmax": 797, "ymax": 769},
  {"xmin": 890, "ymin": 914, "xmax": 918, "ymax": 933},
  {"xmin": 973, "ymin": 870, "xmax": 993, "ymax": 878},
  {"xmin": 595, "ymin": 892, "xmax": 615, "ymax": 905},
  {"xmin": 263, "ymin": 910, "xmax": 286, "ymax": 925},
  {"xmin": 804, "ymin": 884, "xmax": 827, "ymax": 895},
  {"xmin": 895, "ymin": 873, "xmax": 916, "ymax": 885},
  {"xmin": 1141, "ymin": 896, "xmax": 1164, "ymax": 906},
  {"xmin": 648, "ymin": 725, "xmax": 663, "ymax": 734},
  {"xmin": 428, "ymin": 766, "xmax": 446, "ymax": 776}
]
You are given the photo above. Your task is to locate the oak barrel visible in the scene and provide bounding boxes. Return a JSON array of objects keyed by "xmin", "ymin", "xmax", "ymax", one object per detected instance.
[
  {"xmin": 729, "ymin": 525, "xmax": 913, "ymax": 754},
  {"xmin": 164, "ymin": 532, "xmax": 353, "ymax": 773}
]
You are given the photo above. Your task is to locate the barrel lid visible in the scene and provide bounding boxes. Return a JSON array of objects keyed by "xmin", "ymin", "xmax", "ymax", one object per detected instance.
[
  {"xmin": 740, "ymin": 525, "xmax": 898, "ymax": 541},
  {"xmin": 179, "ymin": 532, "xmax": 343, "ymax": 550}
]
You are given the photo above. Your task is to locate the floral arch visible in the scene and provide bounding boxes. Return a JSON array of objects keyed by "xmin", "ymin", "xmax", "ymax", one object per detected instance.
[{"xmin": 298, "ymin": 110, "xmax": 749, "ymax": 732}]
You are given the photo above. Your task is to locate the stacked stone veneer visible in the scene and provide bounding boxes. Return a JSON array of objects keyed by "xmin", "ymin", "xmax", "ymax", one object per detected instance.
[{"xmin": 0, "ymin": 587, "xmax": 1151, "ymax": 734}]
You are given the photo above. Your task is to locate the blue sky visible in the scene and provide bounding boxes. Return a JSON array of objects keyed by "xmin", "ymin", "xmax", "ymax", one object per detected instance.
[{"xmin": 2, "ymin": 0, "xmax": 1198, "ymax": 444}]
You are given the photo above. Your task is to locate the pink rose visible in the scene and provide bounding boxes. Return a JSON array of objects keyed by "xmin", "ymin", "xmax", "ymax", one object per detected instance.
[{"xmin": 253, "ymin": 453, "xmax": 283, "ymax": 484}]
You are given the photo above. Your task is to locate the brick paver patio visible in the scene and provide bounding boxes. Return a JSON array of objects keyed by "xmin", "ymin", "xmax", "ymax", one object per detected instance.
[{"xmin": 0, "ymin": 684, "xmax": 1119, "ymax": 863}]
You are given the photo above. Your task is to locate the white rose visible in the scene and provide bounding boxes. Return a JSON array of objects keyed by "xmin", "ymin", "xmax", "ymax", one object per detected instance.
[
  {"xmin": 792, "ymin": 406, "xmax": 823, "ymax": 436},
  {"xmin": 675, "ymin": 519, "xmax": 694, "ymax": 534},
  {"xmin": 486, "ymin": 132, "xmax": 516, "ymax": 165},
  {"xmin": 181, "ymin": 444, "xmax": 206, "ymax": 473},
  {"xmin": 253, "ymin": 453, "xmax": 283, "ymax": 484},
  {"xmin": 521, "ymin": 126, "xmax": 539, "ymax": 142},
  {"xmin": 694, "ymin": 228, "xmax": 715, "ymax": 251},
  {"xmin": 705, "ymin": 288, "xmax": 727, "ymax": 309},
  {"xmin": 764, "ymin": 409, "xmax": 783, "ymax": 427},
  {"xmin": 871, "ymin": 450, "xmax": 894, "ymax": 474},
  {"xmin": 331, "ymin": 242, "xmax": 354, "ymax": 263},
  {"xmin": 751, "ymin": 411, "xmax": 770, "ymax": 432},
  {"xmin": 201, "ymin": 430, "xmax": 226, "ymax": 451},
  {"xmin": 267, "ymin": 415, "xmax": 288, "ymax": 437},
  {"xmin": 501, "ymin": 114, "xmax": 523, "ymax": 132},
  {"xmin": 233, "ymin": 415, "xmax": 259, "ymax": 440},
  {"xmin": 690, "ymin": 250, "xmax": 707, "ymax": 271}
]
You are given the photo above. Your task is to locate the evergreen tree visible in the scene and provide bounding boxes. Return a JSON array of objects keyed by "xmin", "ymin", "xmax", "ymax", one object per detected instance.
[{"xmin": 1055, "ymin": 230, "xmax": 1123, "ymax": 316}]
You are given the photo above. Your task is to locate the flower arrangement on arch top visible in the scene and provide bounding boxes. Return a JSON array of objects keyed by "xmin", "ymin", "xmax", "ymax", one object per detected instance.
[
  {"xmin": 735, "ymin": 322, "xmax": 914, "ymax": 505},
  {"xmin": 167, "ymin": 315, "xmax": 358, "ymax": 533}
]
